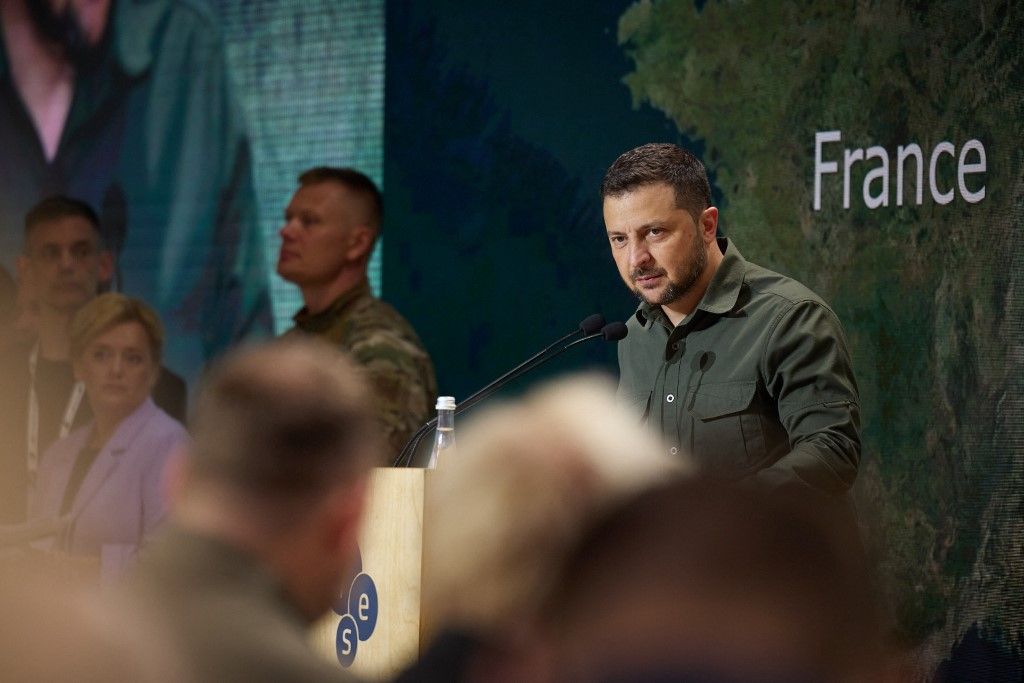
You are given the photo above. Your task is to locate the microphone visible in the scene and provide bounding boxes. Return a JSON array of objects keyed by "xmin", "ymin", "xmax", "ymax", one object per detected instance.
[
  {"xmin": 462, "ymin": 313, "xmax": 605, "ymax": 411},
  {"xmin": 566, "ymin": 321, "xmax": 628, "ymax": 347},
  {"xmin": 394, "ymin": 317, "xmax": 627, "ymax": 467},
  {"xmin": 577, "ymin": 313, "xmax": 607, "ymax": 335},
  {"xmin": 605, "ymin": 321, "xmax": 628, "ymax": 339},
  {"xmin": 393, "ymin": 313, "xmax": 603, "ymax": 467},
  {"xmin": 458, "ymin": 321, "xmax": 627, "ymax": 416}
]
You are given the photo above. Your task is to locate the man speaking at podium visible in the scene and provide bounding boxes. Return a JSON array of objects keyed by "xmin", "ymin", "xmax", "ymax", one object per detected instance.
[{"xmin": 603, "ymin": 143, "xmax": 861, "ymax": 497}]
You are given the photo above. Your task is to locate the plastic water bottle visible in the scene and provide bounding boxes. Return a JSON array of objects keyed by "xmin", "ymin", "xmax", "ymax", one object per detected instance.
[{"xmin": 427, "ymin": 396, "xmax": 456, "ymax": 469}]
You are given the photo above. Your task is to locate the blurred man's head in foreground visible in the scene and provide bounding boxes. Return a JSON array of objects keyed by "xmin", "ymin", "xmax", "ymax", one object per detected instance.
[{"xmin": 174, "ymin": 338, "xmax": 379, "ymax": 621}]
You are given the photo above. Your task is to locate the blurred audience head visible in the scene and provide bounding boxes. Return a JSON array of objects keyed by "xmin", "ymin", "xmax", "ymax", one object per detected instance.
[
  {"xmin": 19, "ymin": 194, "xmax": 112, "ymax": 317},
  {"xmin": 69, "ymin": 293, "xmax": 163, "ymax": 421},
  {"xmin": 176, "ymin": 338, "xmax": 379, "ymax": 620},
  {"xmin": 422, "ymin": 374, "xmax": 685, "ymax": 644},
  {"xmin": 539, "ymin": 478, "xmax": 884, "ymax": 683}
]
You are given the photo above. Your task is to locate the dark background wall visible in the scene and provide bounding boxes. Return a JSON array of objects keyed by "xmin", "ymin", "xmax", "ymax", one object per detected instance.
[{"xmin": 382, "ymin": 0, "xmax": 692, "ymax": 401}]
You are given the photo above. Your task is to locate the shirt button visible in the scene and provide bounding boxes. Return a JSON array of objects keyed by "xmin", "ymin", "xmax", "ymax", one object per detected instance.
[
  {"xmin": 666, "ymin": 394, "xmax": 675, "ymax": 403},
  {"xmin": 669, "ymin": 446, "xmax": 679, "ymax": 455},
  {"xmin": 671, "ymin": 342, "xmax": 679, "ymax": 351}
]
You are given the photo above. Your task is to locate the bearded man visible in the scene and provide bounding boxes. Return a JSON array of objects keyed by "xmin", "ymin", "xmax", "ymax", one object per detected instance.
[{"xmin": 603, "ymin": 143, "xmax": 861, "ymax": 498}]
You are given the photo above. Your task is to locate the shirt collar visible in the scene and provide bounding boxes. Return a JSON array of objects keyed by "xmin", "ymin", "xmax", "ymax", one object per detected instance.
[
  {"xmin": 292, "ymin": 279, "xmax": 371, "ymax": 334},
  {"xmin": 633, "ymin": 237, "xmax": 747, "ymax": 328}
]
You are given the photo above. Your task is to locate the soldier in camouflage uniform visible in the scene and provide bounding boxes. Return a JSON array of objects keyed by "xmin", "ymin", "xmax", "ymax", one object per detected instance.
[{"xmin": 277, "ymin": 167, "xmax": 437, "ymax": 461}]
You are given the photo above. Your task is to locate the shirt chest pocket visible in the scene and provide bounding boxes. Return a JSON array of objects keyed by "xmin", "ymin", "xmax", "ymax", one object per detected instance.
[{"xmin": 686, "ymin": 381, "xmax": 767, "ymax": 476}]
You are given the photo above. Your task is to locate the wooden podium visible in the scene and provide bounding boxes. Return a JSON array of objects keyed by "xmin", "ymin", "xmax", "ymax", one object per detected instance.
[{"xmin": 310, "ymin": 468, "xmax": 432, "ymax": 680}]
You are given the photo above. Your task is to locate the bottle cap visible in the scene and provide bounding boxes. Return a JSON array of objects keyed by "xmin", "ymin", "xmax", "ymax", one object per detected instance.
[{"xmin": 436, "ymin": 396, "xmax": 456, "ymax": 410}]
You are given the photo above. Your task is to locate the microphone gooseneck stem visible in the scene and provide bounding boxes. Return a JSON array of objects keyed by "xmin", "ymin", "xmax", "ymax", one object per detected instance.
[
  {"xmin": 394, "ymin": 416, "xmax": 438, "ymax": 468},
  {"xmin": 391, "ymin": 327, "xmax": 581, "ymax": 466},
  {"xmin": 469, "ymin": 328, "xmax": 581, "ymax": 404},
  {"xmin": 455, "ymin": 330, "xmax": 605, "ymax": 417},
  {"xmin": 393, "ymin": 316, "xmax": 624, "ymax": 468},
  {"xmin": 455, "ymin": 323, "xmax": 625, "ymax": 419},
  {"xmin": 393, "ymin": 328, "xmax": 580, "ymax": 467}
]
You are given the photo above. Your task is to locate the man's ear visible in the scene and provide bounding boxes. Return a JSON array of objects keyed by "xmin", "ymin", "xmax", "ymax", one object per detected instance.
[
  {"xmin": 699, "ymin": 206, "xmax": 719, "ymax": 242},
  {"xmin": 345, "ymin": 226, "xmax": 377, "ymax": 263},
  {"xmin": 97, "ymin": 249, "xmax": 114, "ymax": 285}
]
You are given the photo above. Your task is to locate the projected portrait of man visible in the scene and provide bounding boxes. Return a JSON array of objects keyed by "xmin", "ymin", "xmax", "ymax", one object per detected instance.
[{"xmin": 0, "ymin": 0, "xmax": 272, "ymax": 381}]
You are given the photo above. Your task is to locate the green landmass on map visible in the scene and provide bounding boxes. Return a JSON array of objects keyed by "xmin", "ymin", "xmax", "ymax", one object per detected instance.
[{"xmin": 615, "ymin": 0, "xmax": 1023, "ymax": 675}]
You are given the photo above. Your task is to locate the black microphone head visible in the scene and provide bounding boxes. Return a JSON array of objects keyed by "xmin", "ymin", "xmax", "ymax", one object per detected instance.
[
  {"xmin": 601, "ymin": 321, "xmax": 628, "ymax": 341},
  {"xmin": 578, "ymin": 313, "xmax": 606, "ymax": 335}
]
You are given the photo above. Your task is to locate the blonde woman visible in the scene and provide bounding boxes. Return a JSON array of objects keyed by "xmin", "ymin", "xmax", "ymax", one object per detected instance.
[{"xmin": 30, "ymin": 294, "xmax": 187, "ymax": 579}]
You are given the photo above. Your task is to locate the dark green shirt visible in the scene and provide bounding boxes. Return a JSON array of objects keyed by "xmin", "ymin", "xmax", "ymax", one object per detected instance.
[
  {"xmin": 285, "ymin": 280, "xmax": 438, "ymax": 462},
  {"xmin": 617, "ymin": 238, "xmax": 860, "ymax": 494}
]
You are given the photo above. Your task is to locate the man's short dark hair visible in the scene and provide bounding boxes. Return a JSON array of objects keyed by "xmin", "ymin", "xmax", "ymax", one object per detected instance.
[
  {"xmin": 24, "ymin": 195, "xmax": 102, "ymax": 246},
  {"xmin": 189, "ymin": 339, "xmax": 378, "ymax": 505},
  {"xmin": 298, "ymin": 167, "xmax": 383, "ymax": 230},
  {"xmin": 601, "ymin": 143, "xmax": 712, "ymax": 221}
]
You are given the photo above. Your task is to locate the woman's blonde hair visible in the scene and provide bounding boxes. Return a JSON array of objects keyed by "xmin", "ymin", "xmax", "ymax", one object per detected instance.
[{"xmin": 70, "ymin": 293, "xmax": 164, "ymax": 363}]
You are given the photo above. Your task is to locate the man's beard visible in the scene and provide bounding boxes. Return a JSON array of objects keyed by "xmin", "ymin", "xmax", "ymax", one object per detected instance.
[
  {"xmin": 631, "ymin": 226, "xmax": 707, "ymax": 307},
  {"xmin": 24, "ymin": 0, "xmax": 106, "ymax": 71}
]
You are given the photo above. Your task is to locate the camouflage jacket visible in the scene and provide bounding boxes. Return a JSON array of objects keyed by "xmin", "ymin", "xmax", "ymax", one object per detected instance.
[{"xmin": 284, "ymin": 280, "xmax": 437, "ymax": 462}]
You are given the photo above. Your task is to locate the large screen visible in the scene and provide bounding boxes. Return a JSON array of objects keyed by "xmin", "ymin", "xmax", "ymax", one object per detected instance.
[{"xmin": 0, "ymin": 0, "xmax": 385, "ymax": 384}]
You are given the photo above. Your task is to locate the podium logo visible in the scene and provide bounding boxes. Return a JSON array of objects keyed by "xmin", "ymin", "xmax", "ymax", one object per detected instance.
[{"xmin": 333, "ymin": 549, "xmax": 379, "ymax": 667}]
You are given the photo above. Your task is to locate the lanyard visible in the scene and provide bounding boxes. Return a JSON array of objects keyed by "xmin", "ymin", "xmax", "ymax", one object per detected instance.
[{"xmin": 27, "ymin": 343, "xmax": 86, "ymax": 480}]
